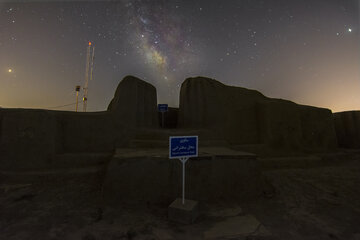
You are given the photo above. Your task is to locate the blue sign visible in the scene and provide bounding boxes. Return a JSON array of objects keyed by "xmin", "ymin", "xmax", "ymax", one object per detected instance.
[
  {"xmin": 169, "ymin": 136, "xmax": 198, "ymax": 159},
  {"xmin": 158, "ymin": 104, "xmax": 168, "ymax": 112}
]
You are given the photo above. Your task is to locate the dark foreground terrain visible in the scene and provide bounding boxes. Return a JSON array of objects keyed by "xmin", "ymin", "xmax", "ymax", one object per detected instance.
[{"xmin": 1, "ymin": 151, "xmax": 360, "ymax": 240}]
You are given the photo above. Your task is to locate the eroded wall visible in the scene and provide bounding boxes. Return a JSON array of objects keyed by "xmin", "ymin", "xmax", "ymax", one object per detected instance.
[
  {"xmin": 0, "ymin": 76, "xmax": 160, "ymax": 170},
  {"xmin": 0, "ymin": 109, "xmax": 119, "ymax": 170},
  {"xmin": 179, "ymin": 77, "xmax": 338, "ymax": 151},
  {"xmin": 334, "ymin": 111, "xmax": 360, "ymax": 148},
  {"xmin": 0, "ymin": 109, "xmax": 59, "ymax": 169}
]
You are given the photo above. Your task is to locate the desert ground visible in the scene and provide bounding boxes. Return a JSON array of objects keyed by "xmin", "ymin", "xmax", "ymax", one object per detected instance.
[{"xmin": 1, "ymin": 149, "xmax": 360, "ymax": 240}]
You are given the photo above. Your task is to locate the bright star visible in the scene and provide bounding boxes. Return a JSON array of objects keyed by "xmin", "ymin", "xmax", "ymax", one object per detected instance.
[
  {"xmin": 8, "ymin": 68, "xmax": 12, "ymax": 73},
  {"xmin": 348, "ymin": 28, "xmax": 352, "ymax": 32}
]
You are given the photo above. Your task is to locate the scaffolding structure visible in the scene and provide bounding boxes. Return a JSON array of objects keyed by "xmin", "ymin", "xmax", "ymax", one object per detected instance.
[{"xmin": 83, "ymin": 41, "xmax": 95, "ymax": 112}]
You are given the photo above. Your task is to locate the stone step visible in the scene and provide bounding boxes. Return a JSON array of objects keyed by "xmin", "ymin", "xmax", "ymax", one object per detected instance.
[
  {"xmin": 104, "ymin": 147, "xmax": 262, "ymax": 205},
  {"xmin": 133, "ymin": 129, "xmax": 226, "ymax": 141},
  {"xmin": 127, "ymin": 139, "xmax": 229, "ymax": 148},
  {"xmin": 49, "ymin": 153, "xmax": 112, "ymax": 169},
  {"xmin": 259, "ymin": 151, "xmax": 360, "ymax": 170},
  {"xmin": 129, "ymin": 139, "xmax": 168, "ymax": 148},
  {"xmin": 200, "ymin": 139, "xmax": 229, "ymax": 147},
  {"xmin": 0, "ymin": 165, "xmax": 104, "ymax": 184},
  {"xmin": 258, "ymin": 156, "xmax": 323, "ymax": 170},
  {"xmin": 134, "ymin": 131, "xmax": 170, "ymax": 140},
  {"xmin": 114, "ymin": 147, "xmax": 257, "ymax": 160}
]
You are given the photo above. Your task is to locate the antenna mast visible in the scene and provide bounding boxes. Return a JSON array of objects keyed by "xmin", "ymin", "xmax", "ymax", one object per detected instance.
[{"xmin": 83, "ymin": 41, "xmax": 95, "ymax": 112}]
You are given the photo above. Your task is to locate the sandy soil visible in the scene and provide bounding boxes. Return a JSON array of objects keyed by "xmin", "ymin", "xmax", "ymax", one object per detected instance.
[{"xmin": 1, "ymin": 153, "xmax": 360, "ymax": 240}]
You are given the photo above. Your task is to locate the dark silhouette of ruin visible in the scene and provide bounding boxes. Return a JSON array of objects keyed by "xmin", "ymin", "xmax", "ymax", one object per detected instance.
[{"xmin": 0, "ymin": 75, "xmax": 359, "ymax": 203}]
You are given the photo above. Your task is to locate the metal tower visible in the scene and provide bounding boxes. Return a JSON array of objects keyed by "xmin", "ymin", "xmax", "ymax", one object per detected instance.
[{"xmin": 83, "ymin": 41, "xmax": 95, "ymax": 112}]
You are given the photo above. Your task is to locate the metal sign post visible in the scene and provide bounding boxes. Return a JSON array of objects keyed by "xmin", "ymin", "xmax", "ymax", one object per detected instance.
[
  {"xmin": 162, "ymin": 112, "xmax": 164, "ymax": 128},
  {"xmin": 158, "ymin": 104, "xmax": 168, "ymax": 128},
  {"xmin": 169, "ymin": 136, "xmax": 198, "ymax": 205},
  {"xmin": 179, "ymin": 157, "xmax": 188, "ymax": 204}
]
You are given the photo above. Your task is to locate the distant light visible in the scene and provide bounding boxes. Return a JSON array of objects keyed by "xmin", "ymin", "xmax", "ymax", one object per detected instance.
[
  {"xmin": 8, "ymin": 68, "xmax": 12, "ymax": 73},
  {"xmin": 88, "ymin": 41, "xmax": 92, "ymax": 46},
  {"xmin": 348, "ymin": 28, "xmax": 352, "ymax": 32}
]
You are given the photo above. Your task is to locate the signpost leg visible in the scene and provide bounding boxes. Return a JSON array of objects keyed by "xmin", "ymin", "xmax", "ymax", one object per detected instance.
[
  {"xmin": 182, "ymin": 159, "xmax": 185, "ymax": 204},
  {"xmin": 180, "ymin": 157, "xmax": 188, "ymax": 205},
  {"xmin": 162, "ymin": 112, "xmax": 164, "ymax": 128},
  {"xmin": 169, "ymin": 136, "xmax": 198, "ymax": 223}
]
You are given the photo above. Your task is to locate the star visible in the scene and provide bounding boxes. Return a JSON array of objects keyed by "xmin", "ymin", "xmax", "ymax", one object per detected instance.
[{"xmin": 0, "ymin": 0, "xmax": 358, "ymax": 112}]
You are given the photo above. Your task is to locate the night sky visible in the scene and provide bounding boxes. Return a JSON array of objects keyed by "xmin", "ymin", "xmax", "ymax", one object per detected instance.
[{"xmin": 0, "ymin": 0, "xmax": 359, "ymax": 112}]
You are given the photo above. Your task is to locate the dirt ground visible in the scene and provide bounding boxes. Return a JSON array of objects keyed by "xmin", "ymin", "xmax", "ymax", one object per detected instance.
[{"xmin": 1, "ymin": 152, "xmax": 360, "ymax": 240}]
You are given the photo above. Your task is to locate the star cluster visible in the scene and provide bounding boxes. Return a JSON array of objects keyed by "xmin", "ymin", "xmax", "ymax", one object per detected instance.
[
  {"xmin": 0, "ymin": 0, "xmax": 358, "ymax": 111},
  {"xmin": 123, "ymin": 0, "xmax": 200, "ymax": 101}
]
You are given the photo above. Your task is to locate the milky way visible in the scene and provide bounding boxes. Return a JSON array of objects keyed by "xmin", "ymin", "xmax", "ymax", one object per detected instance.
[
  {"xmin": 0, "ymin": 0, "xmax": 359, "ymax": 111},
  {"xmin": 123, "ymin": 0, "xmax": 199, "ymax": 102}
]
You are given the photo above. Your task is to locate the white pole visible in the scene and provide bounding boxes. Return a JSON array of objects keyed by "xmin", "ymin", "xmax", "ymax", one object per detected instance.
[
  {"xmin": 162, "ymin": 112, "xmax": 164, "ymax": 127},
  {"xmin": 180, "ymin": 157, "xmax": 188, "ymax": 205},
  {"xmin": 182, "ymin": 159, "xmax": 185, "ymax": 204}
]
